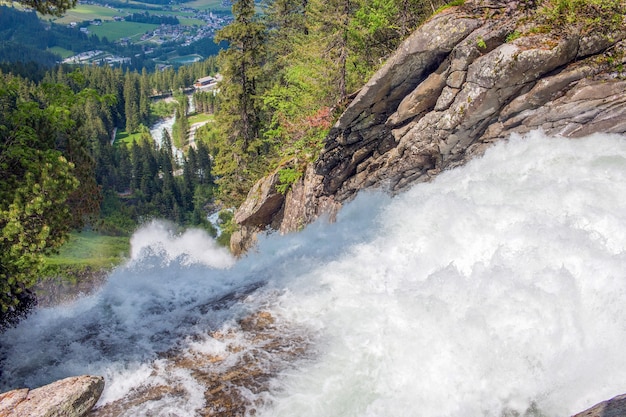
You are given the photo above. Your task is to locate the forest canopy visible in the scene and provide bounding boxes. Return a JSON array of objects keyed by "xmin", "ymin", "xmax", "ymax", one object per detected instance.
[{"xmin": 14, "ymin": 0, "xmax": 76, "ymax": 16}]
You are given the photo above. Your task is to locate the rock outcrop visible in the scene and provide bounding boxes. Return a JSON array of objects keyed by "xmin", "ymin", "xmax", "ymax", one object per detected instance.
[
  {"xmin": 0, "ymin": 375, "xmax": 104, "ymax": 417},
  {"xmin": 573, "ymin": 393, "xmax": 626, "ymax": 417},
  {"xmin": 232, "ymin": 0, "xmax": 626, "ymax": 254}
]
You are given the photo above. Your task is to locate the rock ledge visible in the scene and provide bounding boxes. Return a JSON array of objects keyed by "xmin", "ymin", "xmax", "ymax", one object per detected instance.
[{"xmin": 0, "ymin": 375, "xmax": 104, "ymax": 417}]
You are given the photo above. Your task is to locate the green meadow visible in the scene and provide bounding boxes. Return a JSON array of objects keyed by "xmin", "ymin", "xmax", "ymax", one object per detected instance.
[
  {"xmin": 90, "ymin": 21, "xmax": 159, "ymax": 42},
  {"xmin": 47, "ymin": 4, "xmax": 120, "ymax": 24},
  {"xmin": 47, "ymin": 46, "xmax": 74, "ymax": 58},
  {"xmin": 179, "ymin": 17, "xmax": 207, "ymax": 26},
  {"xmin": 114, "ymin": 128, "xmax": 146, "ymax": 147},
  {"xmin": 185, "ymin": 0, "xmax": 232, "ymax": 11},
  {"xmin": 189, "ymin": 112, "xmax": 213, "ymax": 125},
  {"xmin": 44, "ymin": 231, "xmax": 130, "ymax": 271}
]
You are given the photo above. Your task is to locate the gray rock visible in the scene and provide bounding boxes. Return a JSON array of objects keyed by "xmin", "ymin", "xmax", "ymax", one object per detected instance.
[
  {"xmin": 233, "ymin": 169, "xmax": 284, "ymax": 228},
  {"xmin": 572, "ymin": 393, "xmax": 626, "ymax": 417},
  {"xmin": 0, "ymin": 375, "xmax": 104, "ymax": 417},
  {"xmin": 230, "ymin": 0, "xmax": 626, "ymax": 254}
]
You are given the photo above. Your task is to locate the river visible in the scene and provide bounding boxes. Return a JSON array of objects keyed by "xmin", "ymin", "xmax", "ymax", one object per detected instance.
[
  {"xmin": 1, "ymin": 131, "xmax": 626, "ymax": 416},
  {"xmin": 149, "ymin": 94, "xmax": 196, "ymax": 160}
]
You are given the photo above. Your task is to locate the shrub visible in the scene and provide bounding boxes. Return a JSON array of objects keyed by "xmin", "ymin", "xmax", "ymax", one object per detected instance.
[
  {"xmin": 535, "ymin": 0, "xmax": 626, "ymax": 33},
  {"xmin": 276, "ymin": 167, "xmax": 304, "ymax": 195}
]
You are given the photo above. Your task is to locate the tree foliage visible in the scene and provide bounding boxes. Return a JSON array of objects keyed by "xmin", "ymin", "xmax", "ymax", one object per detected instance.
[
  {"xmin": 213, "ymin": 0, "xmax": 268, "ymax": 205},
  {"xmin": 0, "ymin": 74, "xmax": 80, "ymax": 322},
  {"xmin": 15, "ymin": 0, "xmax": 76, "ymax": 16},
  {"xmin": 535, "ymin": 0, "xmax": 626, "ymax": 33},
  {"xmin": 206, "ymin": 0, "xmax": 450, "ymax": 206}
]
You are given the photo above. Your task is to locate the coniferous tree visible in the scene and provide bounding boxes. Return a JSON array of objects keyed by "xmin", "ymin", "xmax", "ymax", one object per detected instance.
[
  {"xmin": 116, "ymin": 144, "xmax": 132, "ymax": 192},
  {"xmin": 130, "ymin": 140, "xmax": 143, "ymax": 192},
  {"xmin": 124, "ymin": 71, "xmax": 141, "ymax": 133},
  {"xmin": 139, "ymin": 68, "xmax": 151, "ymax": 124},
  {"xmin": 215, "ymin": 0, "xmax": 267, "ymax": 150},
  {"xmin": 213, "ymin": 0, "xmax": 268, "ymax": 205}
]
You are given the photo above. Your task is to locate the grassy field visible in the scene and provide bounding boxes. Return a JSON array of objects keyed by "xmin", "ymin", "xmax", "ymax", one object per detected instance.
[
  {"xmin": 47, "ymin": 4, "xmax": 120, "ymax": 24},
  {"xmin": 185, "ymin": 0, "xmax": 232, "ymax": 11},
  {"xmin": 44, "ymin": 231, "xmax": 130, "ymax": 270},
  {"xmin": 90, "ymin": 21, "xmax": 159, "ymax": 42},
  {"xmin": 189, "ymin": 112, "xmax": 214, "ymax": 125},
  {"xmin": 47, "ymin": 46, "xmax": 74, "ymax": 59},
  {"xmin": 115, "ymin": 128, "xmax": 147, "ymax": 147},
  {"xmin": 179, "ymin": 17, "xmax": 207, "ymax": 26}
]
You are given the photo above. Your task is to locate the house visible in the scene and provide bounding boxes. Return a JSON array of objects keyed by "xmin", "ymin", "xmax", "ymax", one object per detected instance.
[{"xmin": 194, "ymin": 76, "xmax": 217, "ymax": 90}]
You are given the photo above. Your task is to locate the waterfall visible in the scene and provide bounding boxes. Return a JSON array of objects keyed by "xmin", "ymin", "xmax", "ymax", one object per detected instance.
[{"xmin": 2, "ymin": 131, "xmax": 626, "ymax": 417}]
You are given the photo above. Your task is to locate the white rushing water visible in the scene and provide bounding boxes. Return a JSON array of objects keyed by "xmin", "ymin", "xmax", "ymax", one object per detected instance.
[{"xmin": 2, "ymin": 131, "xmax": 626, "ymax": 416}]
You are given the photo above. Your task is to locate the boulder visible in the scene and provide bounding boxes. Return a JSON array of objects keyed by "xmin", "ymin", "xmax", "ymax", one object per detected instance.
[{"xmin": 0, "ymin": 375, "xmax": 104, "ymax": 417}]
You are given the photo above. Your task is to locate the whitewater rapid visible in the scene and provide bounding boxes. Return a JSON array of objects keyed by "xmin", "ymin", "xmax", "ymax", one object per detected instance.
[{"xmin": 2, "ymin": 131, "xmax": 626, "ymax": 417}]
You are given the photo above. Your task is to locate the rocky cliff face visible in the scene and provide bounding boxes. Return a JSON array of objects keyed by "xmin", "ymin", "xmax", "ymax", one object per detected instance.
[{"xmin": 232, "ymin": 0, "xmax": 626, "ymax": 255}]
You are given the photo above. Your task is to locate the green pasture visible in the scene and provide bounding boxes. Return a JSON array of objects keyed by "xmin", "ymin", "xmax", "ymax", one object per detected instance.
[
  {"xmin": 115, "ymin": 128, "xmax": 147, "ymax": 147},
  {"xmin": 47, "ymin": 4, "xmax": 120, "ymax": 24},
  {"xmin": 154, "ymin": 9, "xmax": 194, "ymax": 17},
  {"xmin": 90, "ymin": 21, "xmax": 159, "ymax": 42},
  {"xmin": 189, "ymin": 112, "xmax": 213, "ymax": 125},
  {"xmin": 185, "ymin": 0, "xmax": 232, "ymax": 12},
  {"xmin": 44, "ymin": 231, "xmax": 130, "ymax": 270},
  {"xmin": 179, "ymin": 17, "xmax": 206, "ymax": 26},
  {"xmin": 47, "ymin": 46, "xmax": 74, "ymax": 59},
  {"xmin": 125, "ymin": 0, "xmax": 164, "ymax": 8}
]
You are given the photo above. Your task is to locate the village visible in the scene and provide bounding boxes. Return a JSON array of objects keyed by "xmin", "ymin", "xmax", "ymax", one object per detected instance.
[{"xmin": 62, "ymin": 3, "xmax": 233, "ymax": 67}]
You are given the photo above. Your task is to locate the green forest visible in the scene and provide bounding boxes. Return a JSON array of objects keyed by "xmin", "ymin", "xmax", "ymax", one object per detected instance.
[{"xmin": 2, "ymin": 0, "xmax": 624, "ymax": 326}]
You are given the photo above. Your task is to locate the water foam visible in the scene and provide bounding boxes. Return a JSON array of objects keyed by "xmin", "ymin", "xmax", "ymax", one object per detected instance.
[
  {"xmin": 257, "ymin": 131, "xmax": 626, "ymax": 417},
  {"xmin": 1, "ymin": 131, "xmax": 626, "ymax": 417},
  {"xmin": 129, "ymin": 220, "xmax": 234, "ymax": 268}
]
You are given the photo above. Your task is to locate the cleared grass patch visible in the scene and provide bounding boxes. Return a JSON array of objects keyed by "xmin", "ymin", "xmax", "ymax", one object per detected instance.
[
  {"xmin": 115, "ymin": 128, "xmax": 145, "ymax": 147},
  {"xmin": 185, "ymin": 0, "xmax": 231, "ymax": 11},
  {"xmin": 189, "ymin": 112, "xmax": 214, "ymax": 125},
  {"xmin": 44, "ymin": 231, "xmax": 130, "ymax": 271},
  {"xmin": 48, "ymin": 4, "xmax": 120, "ymax": 24},
  {"xmin": 179, "ymin": 17, "xmax": 206, "ymax": 26},
  {"xmin": 47, "ymin": 46, "xmax": 74, "ymax": 58},
  {"xmin": 90, "ymin": 21, "xmax": 159, "ymax": 42}
]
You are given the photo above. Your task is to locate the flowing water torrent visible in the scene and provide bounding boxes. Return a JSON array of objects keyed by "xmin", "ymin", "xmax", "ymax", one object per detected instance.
[
  {"xmin": 2, "ymin": 131, "xmax": 626, "ymax": 416},
  {"xmin": 149, "ymin": 93, "xmax": 194, "ymax": 160}
]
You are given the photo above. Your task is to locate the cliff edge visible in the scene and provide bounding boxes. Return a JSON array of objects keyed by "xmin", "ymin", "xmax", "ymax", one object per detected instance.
[{"xmin": 232, "ymin": 0, "xmax": 626, "ymax": 255}]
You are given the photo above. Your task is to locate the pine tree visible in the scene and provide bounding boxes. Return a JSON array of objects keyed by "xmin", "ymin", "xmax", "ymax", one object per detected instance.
[
  {"xmin": 139, "ymin": 68, "xmax": 151, "ymax": 124},
  {"xmin": 213, "ymin": 0, "xmax": 268, "ymax": 205},
  {"xmin": 215, "ymin": 0, "xmax": 267, "ymax": 150},
  {"xmin": 123, "ymin": 71, "xmax": 141, "ymax": 133}
]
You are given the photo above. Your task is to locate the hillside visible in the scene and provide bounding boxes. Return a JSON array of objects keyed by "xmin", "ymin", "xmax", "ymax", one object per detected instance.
[{"xmin": 0, "ymin": 1, "xmax": 229, "ymax": 71}]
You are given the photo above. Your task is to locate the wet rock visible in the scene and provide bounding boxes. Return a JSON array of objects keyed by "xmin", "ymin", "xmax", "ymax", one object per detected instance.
[
  {"xmin": 0, "ymin": 375, "xmax": 104, "ymax": 417},
  {"xmin": 233, "ymin": 170, "xmax": 284, "ymax": 228},
  {"xmin": 572, "ymin": 393, "xmax": 626, "ymax": 417},
  {"xmin": 90, "ymin": 311, "xmax": 311, "ymax": 417},
  {"xmin": 231, "ymin": 0, "xmax": 626, "ymax": 253}
]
